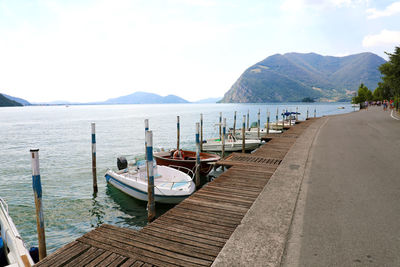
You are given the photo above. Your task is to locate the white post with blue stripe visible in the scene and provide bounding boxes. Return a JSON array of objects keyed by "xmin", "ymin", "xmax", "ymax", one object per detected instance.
[
  {"xmin": 314, "ymin": 108, "xmax": 316, "ymax": 118},
  {"xmin": 282, "ymin": 109, "xmax": 285, "ymax": 128},
  {"xmin": 195, "ymin": 122, "xmax": 201, "ymax": 188},
  {"xmin": 296, "ymin": 106, "xmax": 299, "ymax": 121},
  {"xmin": 146, "ymin": 130, "xmax": 155, "ymax": 222},
  {"xmin": 200, "ymin": 114, "xmax": 203, "ymax": 152},
  {"xmin": 222, "ymin": 118, "xmax": 226, "ymax": 159},
  {"xmin": 219, "ymin": 112, "xmax": 222, "ymax": 140},
  {"xmin": 267, "ymin": 110, "xmax": 270, "ymax": 134},
  {"xmin": 233, "ymin": 111, "xmax": 237, "ymax": 136},
  {"xmin": 91, "ymin": 123, "xmax": 97, "ymax": 193},
  {"xmin": 145, "ymin": 119, "xmax": 149, "ymax": 160},
  {"xmin": 176, "ymin": 116, "xmax": 180, "ymax": 151},
  {"xmin": 30, "ymin": 149, "xmax": 47, "ymax": 260},
  {"xmin": 257, "ymin": 109, "xmax": 261, "ymax": 139},
  {"xmin": 242, "ymin": 115, "xmax": 246, "ymax": 153},
  {"xmin": 307, "ymin": 108, "xmax": 309, "ymax": 119},
  {"xmin": 246, "ymin": 110, "xmax": 250, "ymax": 130},
  {"xmin": 276, "ymin": 107, "xmax": 279, "ymax": 128}
]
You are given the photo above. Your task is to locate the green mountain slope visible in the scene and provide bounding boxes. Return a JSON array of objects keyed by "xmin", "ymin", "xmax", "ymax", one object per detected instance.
[
  {"xmin": 221, "ymin": 52, "xmax": 386, "ymax": 102},
  {"xmin": 0, "ymin": 94, "xmax": 23, "ymax": 107}
]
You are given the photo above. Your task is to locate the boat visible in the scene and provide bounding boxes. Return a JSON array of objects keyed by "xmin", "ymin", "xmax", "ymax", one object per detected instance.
[
  {"xmin": 337, "ymin": 106, "xmax": 345, "ymax": 109},
  {"xmin": 202, "ymin": 134, "xmax": 260, "ymax": 152},
  {"xmin": 232, "ymin": 127, "xmax": 282, "ymax": 140},
  {"xmin": 0, "ymin": 197, "xmax": 34, "ymax": 267},
  {"xmin": 154, "ymin": 150, "xmax": 220, "ymax": 176},
  {"xmin": 105, "ymin": 161, "xmax": 195, "ymax": 204}
]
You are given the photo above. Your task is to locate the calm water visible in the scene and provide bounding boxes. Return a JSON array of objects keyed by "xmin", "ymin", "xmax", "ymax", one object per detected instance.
[{"xmin": 0, "ymin": 103, "xmax": 356, "ymax": 252}]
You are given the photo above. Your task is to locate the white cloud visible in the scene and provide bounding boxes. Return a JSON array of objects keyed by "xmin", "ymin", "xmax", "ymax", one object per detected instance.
[
  {"xmin": 366, "ymin": 1, "xmax": 400, "ymax": 19},
  {"xmin": 281, "ymin": 0, "xmax": 367, "ymax": 11},
  {"xmin": 362, "ymin": 29, "xmax": 400, "ymax": 47}
]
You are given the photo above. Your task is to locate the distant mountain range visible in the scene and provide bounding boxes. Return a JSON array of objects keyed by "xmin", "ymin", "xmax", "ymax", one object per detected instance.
[
  {"xmin": 0, "ymin": 94, "xmax": 23, "ymax": 107},
  {"xmin": 220, "ymin": 52, "xmax": 386, "ymax": 102},
  {"xmin": 103, "ymin": 91, "xmax": 189, "ymax": 104}
]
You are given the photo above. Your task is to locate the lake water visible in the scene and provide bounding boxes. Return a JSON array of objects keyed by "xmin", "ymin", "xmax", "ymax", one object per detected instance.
[{"xmin": 0, "ymin": 102, "xmax": 356, "ymax": 253}]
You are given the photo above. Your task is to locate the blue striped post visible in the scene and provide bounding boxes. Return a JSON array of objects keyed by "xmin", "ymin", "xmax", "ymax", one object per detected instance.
[
  {"xmin": 222, "ymin": 118, "xmax": 226, "ymax": 159},
  {"xmin": 267, "ymin": 111, "xmax": 270, "ymax": 134},
  {"xmin": 289, "ymin": 109, "xmax": 292, "ymax": 126},
  {"xmin": 282, "ymin": 109, "xmax": 285, "ymax": 128},
  {"xmin": 242, "ymin": 115, "xmax": 246, "ymax": 153},
  {"xmin": 144, "ymin": 119, "xmax": 149, "ymax": 160},
  {"xmin": 314, "ymin": 108, "xmax": 316, "ymax": 118},
  {"xmin": 195, "ymin": 122, "xmax": 201, "ymax": 187},
  {"xmin": 257, "ymin": 109, "xmax": 261, "ymax": 139},
  {"xmin": 200, "ymin": 114, "xmax": 203, "ymax": 152},
  {"xmin": 296, "ymin": 107, "xmax": 299, "ymax": 121},
  {"xmin": 307, "ymin": 108, "xmax": 309, "ymax": 119},
  {"xmin": 177, "ymin": 116, "xmax": 180, "ymax": 151},
  {"xmin": 91, "ymin": 123, "xmax": 97, "ymax": 193},
  {"xmin": 276, "ymin": 107, "xmax": 279, "ymax": 127},
  {"xmin": 219, "ymin": 112, "xmax": 222, "ymax": 140},
  {"xmin": 246, "ymin": 110, "xmax": 249, "ymax": 130},
  {"xmin": 233, "ymin": 111, "xmax": 237, "ymax": 136},
  {"xmin": 145, "ymin": 131, "xmax": 155, "ymax": 222},
  {"xmin": 30, "ymin": 149, "xmax": 47, "ymax": 260}
]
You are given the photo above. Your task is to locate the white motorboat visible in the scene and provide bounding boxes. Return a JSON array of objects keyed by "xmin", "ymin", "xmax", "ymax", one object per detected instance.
[
  {"xmin": 202, "ymin": 134, "xmax": 260, "ymax": 152},
  {"xmin": 0, "ymin": 198, "xmax": 34, "ymax": 267},
  {"xmin": 105, "ymin": 161, "xmax": 195, "ymax": 204},
  {"xmin": 232, "ymin": 127, "xmax": 282, "ymax": 140}
]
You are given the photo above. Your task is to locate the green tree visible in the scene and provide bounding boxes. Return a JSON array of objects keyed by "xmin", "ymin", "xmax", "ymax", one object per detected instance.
[
  {"xmin": 379, "ymin": 46, "xmax": 400, "ymax": 107},
  {"xmin": 352, "ymin": 83, "xmax": 373, "ymax": 103}
]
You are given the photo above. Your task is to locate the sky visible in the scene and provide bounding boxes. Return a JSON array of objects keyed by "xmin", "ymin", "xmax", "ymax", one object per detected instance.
[{"xmin": 0, "ymin": 0, "xmax": 399, "ymax": 103}]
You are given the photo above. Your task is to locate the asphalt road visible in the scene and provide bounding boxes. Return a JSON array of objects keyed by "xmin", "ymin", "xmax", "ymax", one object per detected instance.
[{"xmin": 283, "ymin": 107, "xmax": 400, "ymax": 266}]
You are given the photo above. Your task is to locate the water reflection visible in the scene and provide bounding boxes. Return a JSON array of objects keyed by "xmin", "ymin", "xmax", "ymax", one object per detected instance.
[{"xmin": 89, "ymin": 193, "xmax": 105, "ymax": 228}]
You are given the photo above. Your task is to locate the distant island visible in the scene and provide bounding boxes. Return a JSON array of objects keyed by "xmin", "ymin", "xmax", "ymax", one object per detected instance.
[{"xmin": 220, "ymin": 52, "xmax": 386, "ymax": 103}]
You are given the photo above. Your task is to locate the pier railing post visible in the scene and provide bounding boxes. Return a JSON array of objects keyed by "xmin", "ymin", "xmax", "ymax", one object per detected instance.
[
  {"xmin": 195, "ymin": 123, "xmax": 201, "ymax": 188},
  {"xmin": 282, "ymin": 110, "xmax": 285, "ymax": 128},
  {"xmin": 219, "ymin": 112, "xmax": 222, "ymax": 140},
  {"xmin": 200, "ymin": 114, "xmax": 203, "ymax": 152},
  {"xmin": 177, "ymin": 116, "xmax": 180, "ymax": 151},
  {"xmin": 91, "ymin": 123, "xmax": 97, "ymax": 194},
  {"xmin": 296, "ymin": 107, "xmax": 299, "ymax": 121},
  {"xmin": 276, "ymin": 107, "xmax": 279, "ymax": 128},
  {"xmin": 267, "ymin": 111, "xmax": 270, "ymax": 134},
  {"xmin": 233, "ymin": 111, "xmax": 236, "ymax": 136},
  {"xmin": 222, "ymin": 118, "xmax": 226, "ymax": 159},
  {"xmin": 257, "ymin": 109, "xmax": 260, "ymax": 139},
  {"xmin": 242, "ymin": 115, "xmax": 246, "ymax": 153},
  {"xmin": 146, "ymin": 131, "xmax": 156, "ymax": 222},
  {"xmin": 307, "ymin": 108, "xmax": 309, "ymax": 119},
  {"xmin": 246, "ymin": 110, "xmax": 249, "ymax": 130},
  {"xmin": 145, "ymin": 119, "xmax": 149, "ymax": 160},
  {"xmin": 314, "ymin": 108, "xmax": 316, "ymax": 118},
  {"xmin": 30, "ymin": 149, "xmax": 47, "ymax": 260}
]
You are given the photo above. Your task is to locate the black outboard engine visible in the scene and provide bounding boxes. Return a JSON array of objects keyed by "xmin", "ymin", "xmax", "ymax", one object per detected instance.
[{"xmin": 117, "ymin": 156, "xmax": 128, "ymax": 170}]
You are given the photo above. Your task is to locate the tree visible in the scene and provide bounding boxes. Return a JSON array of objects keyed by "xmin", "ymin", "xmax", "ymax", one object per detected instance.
[
  {"xmin": 379, "ymin": 46, "xmax": 400, "ymax": 105},
  {"xmin": 352, "ymin": 83, "xmax": 373, "ymax": 103}
]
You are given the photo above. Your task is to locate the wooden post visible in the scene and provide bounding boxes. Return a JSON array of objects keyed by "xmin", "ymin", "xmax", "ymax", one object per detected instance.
[
  {"xmin": 91, "ymin": 123, "xmax": 97, "ymax": 194},
  {"xmin": 30, "ymin": 149, "xmax": 47, "ymax": 260},
  {"xmin": 306, "ymin": 108, "xmax": 309, "ymax": 119},
  {"xmin": 200, "ymin": 114, "xmax": 203, "ymax": 152},
  {"xmin": 242, "ymin": 115, "xmax": 246, "ymax": 153},
  {"xmin": 145, "ymin": 131, "xmax": 155, "ymax": 222},
  {"xmin": 219, "ymin": 112, "xmax": 222, "ymax": 140},
  {"xmin": 267, "ymin": 111, "xmax": 270, "ymax": 134},
  {"xmin": 222, "ymin": 118, "xmax": 226, "ymax": 159},
  {"xmin": 296, "ymin": 107, "xmax": 299, "ymax": 121},
  {"xmin": 282, "ymin": 110, "xmax": 285, "ymax": 128},
  {"xmin": 276, "ymin": 107, "xmax": 279, "ymax": 128},
  {"xmin": 144, "ymin": 119, "xmax": 149, "ymax": 160},
  {"xmin": 233, "ymin": 111, "xmax": 236, "ymax": 136},
  {"xmin": 176, "ymin": 116, "xmax": 180, "ymax": 151},
  {"xmin": 246, "ymin": 110, "xmax": 249, "ymax": 130},
  {"xmin": 195, "ymin": 122, "xmax": 201, "ymax": 188},
  {"xmin": 314, "ymin": 108, "xmax": 316, "ymax": 118},
  {"xmin": 257, "ymin": 109, "xmax": 260, "ymax": 139}
]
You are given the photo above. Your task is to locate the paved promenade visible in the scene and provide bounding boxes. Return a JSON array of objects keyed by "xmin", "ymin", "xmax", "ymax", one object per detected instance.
[{"xmin": 283, "ymin": 107, "xmax": 400, "ymax": 266}]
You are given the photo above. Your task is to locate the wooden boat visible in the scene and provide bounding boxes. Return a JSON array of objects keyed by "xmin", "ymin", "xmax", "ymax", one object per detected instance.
[
  {"xmin": 202, "ymin": 134, "xmax": 260, "ymax": 152},
  {"xmin": 105, "ymin": 161, "xmax": 195, "ymax": 204},
  {"xmin": 0, "ymin": 198, "xmax": 34, "ymax": 267},
  {"xmin": 154, "ymin": 150, "xmax": 220, "ymax": 176}
]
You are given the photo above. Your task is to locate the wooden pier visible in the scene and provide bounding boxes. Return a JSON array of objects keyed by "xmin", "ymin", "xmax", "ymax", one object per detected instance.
[{"xmin": 35, "ymin": 119, "xmax": 317, "ymax": 267}]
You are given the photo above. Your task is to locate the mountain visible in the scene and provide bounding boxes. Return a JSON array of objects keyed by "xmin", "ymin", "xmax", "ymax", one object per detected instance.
[
  {"xmin": 0, "ymin": 94, "xmax": 23, "ymax": 107},
  {"xmin": 2, "ymin": 94, "xmax": 31, "ymax": 105},
  {"xmin": 221, "ymin": 52, "xmax": 386, "ymax": 102},
  {"xmin": 103, "ymin": 91, "xmax": 189, "ymax": 104},
  {"xmin": 195, "ymin": 97, "xmax": 223, "ymax": 103}
]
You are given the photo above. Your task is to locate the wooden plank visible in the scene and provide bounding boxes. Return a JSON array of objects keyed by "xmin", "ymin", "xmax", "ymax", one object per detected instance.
[
  {"xmin": 172, "ymin": 205, "xmax": 242, "ymax": 224},
  {"xmin": 84, "ymin": 251, "xmax": 114, "ymax": 267},
  {"xmin": 184, "ymin": 197, "xmax": 249, "ymax": 214},
  {"xmin": 35, "ymin": 241, "xmax": 80, "ymax": 266},
  {"xmin": 120, "ymin": 258, "xmax": 142, "ymax": 267},
  {"xmin": 177, "ymin": 201, "xmax": 246, "ymax": 219},
  {"xmin": 63, "ymin": 247, "xmax": 104, "ymax": 267},
  {"xmin": 36, "ymin": 241, "xmax": 90, "ymax": 267}
]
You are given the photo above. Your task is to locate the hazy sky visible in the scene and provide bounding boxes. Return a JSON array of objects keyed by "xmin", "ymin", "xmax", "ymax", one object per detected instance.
[{"xmin": 1, "ymin": 0, "xmax": 399, "ymax": 102}]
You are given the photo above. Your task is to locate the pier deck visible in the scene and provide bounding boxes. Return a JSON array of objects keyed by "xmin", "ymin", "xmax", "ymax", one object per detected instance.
[{"xmin": 35, "ymin": 119, "xmax": 317, "ymax": 267}]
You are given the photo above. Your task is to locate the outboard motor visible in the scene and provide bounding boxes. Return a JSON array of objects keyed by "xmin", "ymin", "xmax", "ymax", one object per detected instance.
[{"xmin": 117, "ymin": 156, "xmax": 128, "ymax": 170}]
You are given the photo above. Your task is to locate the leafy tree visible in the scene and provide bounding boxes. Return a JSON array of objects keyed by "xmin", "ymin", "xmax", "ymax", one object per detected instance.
[
  {"xmin": 378, "ymin": 46, "xmax": 400, "ymax": 108},
  {"xmin": 352, "ymin": 83, "xmax": 373, "ymax": 103}
]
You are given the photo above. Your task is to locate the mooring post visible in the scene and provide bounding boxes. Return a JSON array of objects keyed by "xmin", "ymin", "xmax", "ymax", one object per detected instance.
[
  {"xmin": 282, "ymin": 109, "xmax": 285, "ymax": 128},
  {"xmin": 306, "ymin": 108, "xmax": 309, "ymax": 119},
  {"xmin": 314, "ymin": 108, "xmax": 316, "ymax": 118},
  {"xmin": 222, "ymin": 118, "xmax": 226, "ymax": 159},
  {"xmin": 276, "ymin": 107, "xmax": 279, "ymax": 128},
  {"xmin": 200, "ymin": 114, "xmax": 203, "ymax": 152},
  {"xmin": 242, "ymin": 115, "xmax": 246, "ymax": 153},
  {"xmin": 257, "ymin": 109, "xmax": 261, "ymax": 139},
  {"xmin": 289, "ymin": 109, "xmax": 292, "ymax": 126},
  {"xmin": 91, "ymin": 123, "xmax": 97, "ymax": 194},
  {"xmin": 30, "ymin": 149, "xmax": 47, "ymax": 260},
  {"xmin": 144, "ymin": 119, "xmax": 149, "ymax": 160},
  {"xmin": 267, "ymin": 111, "xmax": 270, "ymax": 134},
  {"xmin": 177, "ymin": 116, "xmax": 180, "ymax": 151},
  {"xmin": 218, "ymin": 112, "xmax": 222, "ymax": 141},
  {"xmin": 296, "ymin": 107, "xmax": 299, "ymax": 121},
  {"xmin": 195, "ymin": 122, "xmax": 201, "ymax": 188},
  {"xmin": 233, "ymin": 111, "xmax": 237, "ymax": 136},
  {"xmin": 145, "ymin": 131, "xmax": 155, "ymax": 222},
  {"xmin": 246, "ymin": 110, "xmax": 250, "ymax": 130}
]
